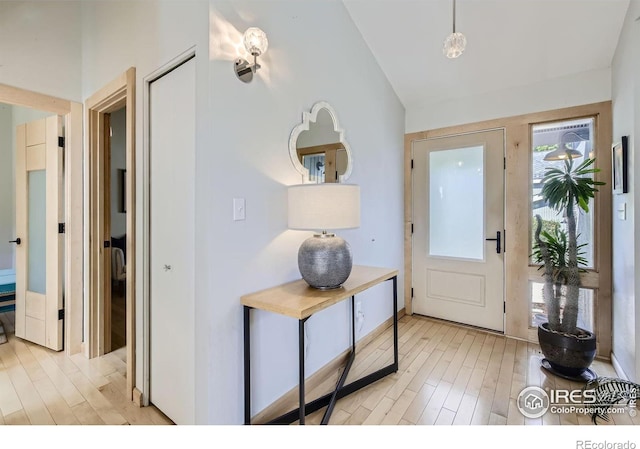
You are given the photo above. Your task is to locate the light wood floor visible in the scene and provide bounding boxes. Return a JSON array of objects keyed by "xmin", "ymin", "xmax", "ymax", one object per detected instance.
[
  {"xmin": 0, "ymin": 310, "xmax": 172, "ymax": 425},
  {"xmin": 294, "ymin": 314, "xmax": 635, "ymax": 425},
  {"xmin": 0, "ymin": 310, "xmax": 633, "ymax": 426}
]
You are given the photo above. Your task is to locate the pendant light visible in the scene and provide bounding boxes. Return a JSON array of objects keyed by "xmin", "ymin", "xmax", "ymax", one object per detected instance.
[{"xmin": 443, "ymin": 0, "xmax": 466, "ymax": 58}]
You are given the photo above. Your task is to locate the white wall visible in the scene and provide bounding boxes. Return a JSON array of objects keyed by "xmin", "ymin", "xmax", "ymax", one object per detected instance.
[
  {"xmin": 207, "ymin": 0, "xmax": 405, "ymax": 423},
  {"xmin": 0, "ymin": 1, "xmax": 81, "ymax": 271},
  {"xmin": 0, "ymin": 104, "xmax": 13, "ymax": 269},
  {"xmin": 406, "ymin": 67, "xmax": 612, "ymax": 133},
  {"xmin": 110, "ymin": 107, "xmax": 126, "ymax": 238},
  {"xmin": 611, "ymin": 0, "xmax": 640, "ymax": 382},
  {"xmin": 0, "ymin": 1, "xmax": 82, "ymax": 102}
]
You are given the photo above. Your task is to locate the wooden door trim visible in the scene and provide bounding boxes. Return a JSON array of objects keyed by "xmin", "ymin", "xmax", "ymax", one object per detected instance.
[
  {"xmin": 0, "ymin": 83, "xmax": 82, "ymax": 355},
  {"xmin": 86, "ymin": 67, "xmax": 136, "ymax": 400},
  {"xmin": 405, "ymin": 101, "xmax": 612, "ymax": 357}
]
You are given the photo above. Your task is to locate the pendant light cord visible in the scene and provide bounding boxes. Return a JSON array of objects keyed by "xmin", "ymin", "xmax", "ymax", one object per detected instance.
[{"xmin": 452, "ymin": 0, "xmax": 457, "ymax": 33}]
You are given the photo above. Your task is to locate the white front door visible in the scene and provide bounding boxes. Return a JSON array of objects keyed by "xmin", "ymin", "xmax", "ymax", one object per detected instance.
[
  {"xmin": 149, "ymin": 57, "xmax": 196, "ymax": 425},
  {"xmin": 14, "ymin": 116, "xmax": 64, "ymax": 350},
  {"xmin": 412, "ymin": 129, "xmax": 505, "ymax": 332}
]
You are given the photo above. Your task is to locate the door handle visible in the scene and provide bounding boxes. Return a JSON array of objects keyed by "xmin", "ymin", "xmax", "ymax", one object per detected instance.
[
  {"xmin": 485, "ymin": 231, "xmax": 501, "ymax": 254},
  {"xmin": 9, "ymin": 238, "xmax": 21, "ymax": 245}
]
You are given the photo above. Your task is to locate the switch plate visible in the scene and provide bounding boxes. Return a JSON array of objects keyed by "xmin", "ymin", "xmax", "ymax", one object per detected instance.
[
  {"xmin": 233, "ymin": 198, "xmax": 246, "ymax": 221},
  {"xmin": 618, "ymin": 202, "xmax": 627, "ymax": 221}
]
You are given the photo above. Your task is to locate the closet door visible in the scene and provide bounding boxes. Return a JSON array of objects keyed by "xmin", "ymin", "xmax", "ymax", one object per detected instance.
[{"xmin": 150, "ymin": 57, "xmax": 196, "ymax": 424}]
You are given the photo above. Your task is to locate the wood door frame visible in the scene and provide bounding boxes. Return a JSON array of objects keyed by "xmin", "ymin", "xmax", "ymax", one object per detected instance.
[
  {"xmin": 405, "ymin": 101, "xmax": 613, "ymax": 358},
  {"xmin": 85, "ymin": 67, "xmax": 137, "ymax": 400},
  {"xmin": 0, "ymin": 83, "xmax": 83, "ymax": 355}
]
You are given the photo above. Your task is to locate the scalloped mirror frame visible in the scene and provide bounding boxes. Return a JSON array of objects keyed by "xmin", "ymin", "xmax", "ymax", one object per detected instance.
[{"xmin": 288, "ymin": 101, "xmax": 353, "ymax": 183}]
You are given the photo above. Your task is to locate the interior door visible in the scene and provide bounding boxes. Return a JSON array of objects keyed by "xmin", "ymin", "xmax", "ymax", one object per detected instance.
[
  {"xmin": 412, "ymin": 129, "xmax": 505, "ymax": 332},
  {"xmin": 14, "ymin": 116, "xmax": 64, "ymax": 350},
  {"xmin": 150, "ymin": 57, "xmax": 196, "ymax": 424}
]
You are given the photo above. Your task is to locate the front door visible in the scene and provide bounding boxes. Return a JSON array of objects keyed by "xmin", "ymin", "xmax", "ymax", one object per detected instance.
[
  {"xmin": 14, "ymin": 116, "xmax": 64, "ymax": 350},
  {"xmin": 412, "ymin": 129, "xmax": 505, "ymax": 332}
]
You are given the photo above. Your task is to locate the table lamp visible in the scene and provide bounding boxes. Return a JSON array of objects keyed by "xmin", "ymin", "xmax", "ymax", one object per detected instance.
[{"xmin": 288, "ymin": 184, "xmax": 360, "ymax": 289}]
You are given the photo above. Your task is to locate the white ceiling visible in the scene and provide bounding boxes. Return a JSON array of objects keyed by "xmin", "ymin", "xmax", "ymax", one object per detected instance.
[{"xmin": 343, "ymin": 0, "xmax": 630, "ymax": 110}]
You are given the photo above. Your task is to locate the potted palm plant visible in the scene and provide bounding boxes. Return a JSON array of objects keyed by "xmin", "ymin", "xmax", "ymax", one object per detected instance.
[{"xmin": 532, "ymin": 157, "xmax": 604, "ymax": 379}]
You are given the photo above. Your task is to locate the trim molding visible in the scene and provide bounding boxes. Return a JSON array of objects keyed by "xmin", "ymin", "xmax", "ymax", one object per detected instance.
[
  {"xmin": 251, "ymin": 308, "xmax": 406, "ymax": 424},
  {"xmin": 611, "ymin": 352, "xmax": 630, "ymax": 380}
]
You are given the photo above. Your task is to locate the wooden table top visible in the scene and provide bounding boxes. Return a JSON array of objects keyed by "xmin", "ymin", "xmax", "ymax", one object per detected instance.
[{"xmin": 240, "ymin": 265, "xmax": 398, "ymax": 320}]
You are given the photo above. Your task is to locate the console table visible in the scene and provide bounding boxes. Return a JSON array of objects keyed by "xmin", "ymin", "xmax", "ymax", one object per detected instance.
[{"xmin": 241, "ymin": 265, "xmax": 398, "ymax": 425}]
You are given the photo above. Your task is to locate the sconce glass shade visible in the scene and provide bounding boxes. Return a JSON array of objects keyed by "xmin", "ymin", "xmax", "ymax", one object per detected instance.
[
  {"xmin": 443, "ymin": 32, "xmax": 467, "ymax": 58},
  {"xmin": 243, "ymin": 27, "xmax": 269, "ymax": 56}
]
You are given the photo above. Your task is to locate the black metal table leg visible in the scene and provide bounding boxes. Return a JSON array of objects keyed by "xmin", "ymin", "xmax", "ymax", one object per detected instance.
[
  {"xmin": 393, "ymin": 276, "xmax": 398, "ymax": 370},
  {"xmin": 266, "ymin": 275, "xmax": 399, "ymax": 425},
  {"xmin": 244, "ymin": 306, "xmax": 251, "ymax": 425},
  {"xmin": 320, "ymin": 296, "xmax": 357, "ymax": 425},
  {"xmin": 299, "ymin": 317, "xmax": 309, "ymax": 424}
]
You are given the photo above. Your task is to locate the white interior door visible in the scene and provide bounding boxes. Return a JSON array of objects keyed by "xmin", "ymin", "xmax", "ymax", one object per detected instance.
[
  {"xmin": 150, "ymin": 57, "xmax": 196, "ymax": 424},
  {"xmin": 15, "ymin": 116, "xmax": 64, "ymax": 350},
  {"xmin": 412, "ymin": 129, "xmax": 505, "ymax": 332}
]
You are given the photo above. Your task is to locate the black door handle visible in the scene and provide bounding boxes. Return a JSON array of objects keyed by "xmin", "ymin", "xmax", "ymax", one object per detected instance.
[
  {"xmin": 9, "ymin": 238, "xmax": 21, "ymax": 245},
  {"xmin": 485, "ymin": 231, "xmax": 501, "ymax": 254}
]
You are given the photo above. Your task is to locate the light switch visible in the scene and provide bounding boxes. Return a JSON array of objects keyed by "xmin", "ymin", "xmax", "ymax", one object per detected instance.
[
  {"xmin": 233, "ymin": 198, "xmax": 246, "ymax": 221},
  {"xmin": 618, "ymin": 202, "xmax": 626, "ymax": 221}
]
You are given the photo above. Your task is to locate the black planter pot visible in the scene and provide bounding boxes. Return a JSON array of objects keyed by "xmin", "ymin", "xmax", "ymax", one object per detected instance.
[{"xmin": 538, "ymin": 322, "xmax": 596, "ymax": 379}]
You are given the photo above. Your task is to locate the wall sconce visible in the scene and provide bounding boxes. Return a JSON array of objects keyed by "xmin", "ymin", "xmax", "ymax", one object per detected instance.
[{"xmin": 234, "ymin": 27, "xmax": 269, "ymax": 83}]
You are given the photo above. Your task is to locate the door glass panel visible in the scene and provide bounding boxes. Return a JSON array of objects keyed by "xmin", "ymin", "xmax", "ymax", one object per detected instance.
[
  {"xmin": 28, "ymin": 170, "xmax": 46, "ymax": 294},
  {"xmin": 429, "ymin": 146, "xmax": 484, "ymax": 260}
]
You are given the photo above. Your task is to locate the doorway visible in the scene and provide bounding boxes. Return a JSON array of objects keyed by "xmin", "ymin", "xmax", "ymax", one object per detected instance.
[
  {"xmin": 404, "ymin": 101, "xmax": 612, "ymax": 354},
  {"xmin": 411, "ymin": 129, "xmax": 505, "ymax": 332},
  {"xmin": 0, "ymin": 84, "xmax": 83, "ymax": 355},
  {"xmin": 86, "ymin": 68, "xmax": 136, "ymax": 401},
  {"xmin": 107, "ymin": 107, "xmax": 127, "ymax": 352}
]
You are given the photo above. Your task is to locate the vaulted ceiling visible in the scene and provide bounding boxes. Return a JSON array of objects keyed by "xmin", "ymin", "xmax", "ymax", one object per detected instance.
[{"xmin": 344, "ymin": 0, "xmax": 630, "ymax": 110}]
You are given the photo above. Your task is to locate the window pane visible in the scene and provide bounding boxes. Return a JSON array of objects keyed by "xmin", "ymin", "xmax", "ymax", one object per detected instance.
[
  {"xmin": 529, "ymin": 281, "xmax": 594, "ymax": 332},
  {"xmin": 28, "ymin": 169, "xmax": 46, "ymax": 294},
  {"xmin": 531, "ymin": 118, "xmax": 595, "ymax": 268},
  {"xmin": 429, "ymin": 146, "xmax": 484, "ymax": 260},
  {"xmin": 302, "ymin": 153, "xmax": 325, "ymax": 183}
]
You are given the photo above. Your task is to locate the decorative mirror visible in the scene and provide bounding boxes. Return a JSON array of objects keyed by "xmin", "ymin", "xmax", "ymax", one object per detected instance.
[{"xmin": 289, "ymin": 101, "xmax": 353, "ymax": 183}]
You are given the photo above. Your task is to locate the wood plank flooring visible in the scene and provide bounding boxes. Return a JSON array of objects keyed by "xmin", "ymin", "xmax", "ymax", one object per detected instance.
[
  {"xmin": 0, "ymin": 310, "xmax": 633, "ymax": 426},
  {"xmin": 0, "ymin": 310, "xmax": 172, "ymax": 425},
  {"xmin": 292, "ymin": 314, "xmax": 633, "ymax": 426}
]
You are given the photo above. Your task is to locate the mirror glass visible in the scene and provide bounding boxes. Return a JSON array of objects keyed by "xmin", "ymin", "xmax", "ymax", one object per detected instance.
[{"xmin": 289, "ymin": 102, "xmax": 352, "ymax": 183}]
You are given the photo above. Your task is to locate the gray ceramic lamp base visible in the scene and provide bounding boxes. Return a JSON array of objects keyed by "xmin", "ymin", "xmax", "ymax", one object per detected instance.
[{"xmin": 298, "ymin": 233, "xmax": 353, "ymax": 290}]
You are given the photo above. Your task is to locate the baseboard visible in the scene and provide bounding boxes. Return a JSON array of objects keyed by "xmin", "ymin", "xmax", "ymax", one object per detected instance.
[
  {"xmin": 251, "ymin": 307, "xmax": 406, "ymax": 424},
  {"xmin": 132, "ymin": 387, "xmax": 143, "ymax": 407},
  {"xmin": 611, "ymin": 352, "xmax": 629, "ymax": 380}
]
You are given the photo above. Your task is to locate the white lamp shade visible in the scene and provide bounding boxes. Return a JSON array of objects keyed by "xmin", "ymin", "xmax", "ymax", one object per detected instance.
[{"xmin": 288, "ymin": 184, "xmax": 360, "ymax": 231}]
